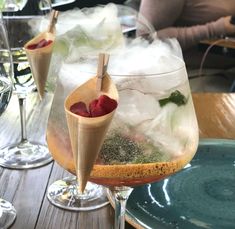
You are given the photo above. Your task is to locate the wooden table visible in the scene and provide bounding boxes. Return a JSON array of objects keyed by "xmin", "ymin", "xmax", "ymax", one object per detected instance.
[{"xmin": 0, "ymin": 92, "xmax": 234, "ymax": 229}]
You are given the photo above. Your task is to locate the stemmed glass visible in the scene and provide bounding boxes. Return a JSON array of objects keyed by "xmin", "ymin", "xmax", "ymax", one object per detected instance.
[
  {"xmin": 46, "ymin": 59, "xmax": 110, "ymax": 211},
  {"xmin": 0, "ymin": 0, "xmax": 53, "ymax": 169},
  {"xmin": 45, "ymin": 4, "xmax": 157, "ymax": 211},
  {"xmin": 46, "ymin": 48, "xmax": 199, "ymax": 227},
  {"xmin": 0, "ymin": 0, "xmax": 27, "ymax": 12},
  {"xmin": 90, "ymin": 61, "xmax": 199, "ymax": 228},
  {"xmin": 0, "ymin": 10, "xmax": 16, "ymax": 228}
]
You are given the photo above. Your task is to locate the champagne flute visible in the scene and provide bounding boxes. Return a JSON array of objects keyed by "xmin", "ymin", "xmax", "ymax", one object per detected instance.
[
  {"xmin": 0, "ymin": 10, "xmax": 16, "ymax": 228},
  {"xmin": 0, "ymin": 0, "xmax": 53, "ymax": 169}
]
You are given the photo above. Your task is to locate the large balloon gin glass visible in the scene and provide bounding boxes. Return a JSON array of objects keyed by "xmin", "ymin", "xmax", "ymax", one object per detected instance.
[
  {"xmin": 46, "ymin": 39, "xmax": 199, "ymax": 227},
  {"xmin": 94, "ymin": 53, "xmax": 198, "ymax": 228}
]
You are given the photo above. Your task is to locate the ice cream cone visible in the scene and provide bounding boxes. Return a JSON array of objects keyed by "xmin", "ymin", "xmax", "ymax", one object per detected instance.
[
  {"xmin": 24, "ymin": 10, "xmax": 59, "ymax": 99},
  {"xmin": 64, "ymin": 72, "xmax": 118, "ymax": 193}
]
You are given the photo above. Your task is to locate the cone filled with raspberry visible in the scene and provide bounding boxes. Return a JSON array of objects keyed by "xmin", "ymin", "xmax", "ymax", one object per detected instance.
[
  {"xmin": 64, "ymin": 54, "xmax": 118, "ymax": 192},
  {"xmin": 24, "ymin": 10, "xmax": 59, "ymax": 99}
]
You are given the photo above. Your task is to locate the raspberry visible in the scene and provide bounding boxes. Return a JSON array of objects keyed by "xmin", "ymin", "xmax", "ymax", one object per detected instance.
[
  {"xmin": 26, "ymin": 39, "xmax": 53, "ymax": 50},
  {"xmin": 89, "ymin": 99, "xmax": 106, "ymax": 117},
  {"xmin": 98, "ymin": 95, "xmax": 118, "ymax": 113},
  {"xmin": 26, "ymin": 44, "xmax": 37, "ymax": 50},
  {"xmin": 70, "ymin": 102, "xmax": 90, "ymax": 117},
  {"xmin": 70, "ymin": 95, "xmax": 117, "ymax": 118},
  {"xmin": 36, "ymin": 39, "xmax": 48, "ymax": 48},
  {"xmin": 46, "ymin": 40, "xmax": 53, "ymax": 46}
]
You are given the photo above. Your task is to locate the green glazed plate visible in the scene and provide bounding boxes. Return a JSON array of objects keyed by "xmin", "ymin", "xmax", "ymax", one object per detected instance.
[{"xmin": 124, "ymin": 139, "xmax": 235, "ymax": 229}]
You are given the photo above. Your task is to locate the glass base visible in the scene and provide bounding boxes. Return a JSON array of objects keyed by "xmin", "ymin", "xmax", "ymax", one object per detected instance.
[
  {"xmin": 0, "ymin": 198, "xmax": 16, "ymax": 229},
  {"xmin": 0, "ymin": 141, "xmax": 53, "ymax": 169},
  {"xmin": 47, "ymin": 176, "xmax": 109, "ymax": 211}
]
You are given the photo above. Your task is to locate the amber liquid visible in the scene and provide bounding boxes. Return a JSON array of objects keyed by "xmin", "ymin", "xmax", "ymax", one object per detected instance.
[
  {"xmin": 47, "ymin": 77, "xmax": 199, "ymax": 187},
  {"xmin": 47, "ymin": 122, "xmax": 197, "ymax": 187}
]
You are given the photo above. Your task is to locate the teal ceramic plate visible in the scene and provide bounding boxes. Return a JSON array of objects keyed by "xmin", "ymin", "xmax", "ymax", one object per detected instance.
[{"xmin": 125, "ymin": 139, "xmax": 235, "ymax": 229}]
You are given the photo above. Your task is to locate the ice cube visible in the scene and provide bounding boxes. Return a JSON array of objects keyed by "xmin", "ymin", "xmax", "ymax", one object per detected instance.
[
  {"xmin": 135, "ymin": 103, "xmax": 186, "ymax": 157},
  {"xmin": 117, "ymin": 89, "xmax": 161, "ymax": 126}
]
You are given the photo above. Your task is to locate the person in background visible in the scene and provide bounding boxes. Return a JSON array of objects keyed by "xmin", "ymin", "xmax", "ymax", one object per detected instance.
[{"xmin": 139, "ymin": 0, "xmax": 235, "ymax": 50}]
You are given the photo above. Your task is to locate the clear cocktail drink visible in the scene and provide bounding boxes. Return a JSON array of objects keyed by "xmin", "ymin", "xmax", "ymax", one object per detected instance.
[{"xmin": 47, "ymin": 58, "xmax": 198, "ymax": 187}]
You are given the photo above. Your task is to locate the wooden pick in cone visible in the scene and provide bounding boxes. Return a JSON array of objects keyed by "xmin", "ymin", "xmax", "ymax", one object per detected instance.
[
  {"xmin": 24, "ymin": 10, "xmax": 59, "ymax": 100},
  {"xmin": 64, "ymin": 54, "xmax": 118, "ymax": 193}
]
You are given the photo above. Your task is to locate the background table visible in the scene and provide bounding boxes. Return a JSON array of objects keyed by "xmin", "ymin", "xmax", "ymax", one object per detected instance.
[{"xmin": 0, "ymin": 92, "xmax": 234, "ymax": 229}]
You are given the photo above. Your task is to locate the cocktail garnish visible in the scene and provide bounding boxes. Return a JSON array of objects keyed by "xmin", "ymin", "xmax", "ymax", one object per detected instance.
[
  {"xmin": 64, "ymin": 53, "xmax": 119, "ymax": 193},
  {"xmin": 159, "ymin": 90, "xmax": 187, "ymax": 107},
  {"xmin": 26, "ymin": 39, "xmax": 53, "ymax": 50},
  {"xmin": 70, "ymin": 95, "xmax": 118, "ymax": 117},
  {"xmin": 70, "ymin": 101, "xmax": 90, "ymax": 117},
  {"xmin": 24, "ymin": 10, "xmax": 59, "ymax": 100}
]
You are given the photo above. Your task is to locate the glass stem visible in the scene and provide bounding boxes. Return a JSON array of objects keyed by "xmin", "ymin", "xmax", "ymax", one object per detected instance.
[
  {"xmin": 0, "ymin": 12, "xmax": 15, "ymax": 88},
  {"xmin": 111, "ymin": 186, "xmax": 133, "ymax": 229},
  {"xmin": 18, "ymin": 95, "xmax": 27, "ymax": 143}
]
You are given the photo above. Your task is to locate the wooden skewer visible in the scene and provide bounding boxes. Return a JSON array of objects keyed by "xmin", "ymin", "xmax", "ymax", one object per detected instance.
[
  {"xmin": 48, "ymin": 10, "xmax": 59, "ymax": 33},
  {"xmin": 96, "ymin": 53, "xmax": 109, "ymax": 92}
]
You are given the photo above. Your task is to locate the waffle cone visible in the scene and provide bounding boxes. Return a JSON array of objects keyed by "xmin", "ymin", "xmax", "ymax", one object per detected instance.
[
  {"xmin": 64, "ymin": 73, "xmax": 118, "ymax": 192},
  {"xmin": 24, "ymin": 32, "xmax": 55, "ymax": 99}
]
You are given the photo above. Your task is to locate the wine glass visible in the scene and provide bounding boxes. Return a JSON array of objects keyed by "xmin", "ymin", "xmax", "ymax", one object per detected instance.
[
  {"xmin": 0, "ymin": 0, "xmax": 53, "ymax": 169},
  {"xmin": 0, "ymin": 0, "xmax": 27, "ymax": 12},
  {"xmin": 45, "ymin": 4, "xmax": 157, "ymax": 211},
  {"xmin": 46, "ymin": 58, "xmax": 110, "ymax": 210},
  {"xmin": 0, "ymin": 11, "xmax": 16, "ymax": 228},
  {"xmin": 47, "ymin": 41, "xmax": 199, "ymax": 227},
  {"xmin": 91, "ymin": 62, "xmax": 199, "ymax": 228}
]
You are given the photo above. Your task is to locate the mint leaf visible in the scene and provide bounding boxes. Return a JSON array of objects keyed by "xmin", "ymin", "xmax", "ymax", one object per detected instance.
[
  {"xmin": 159, "ymin": 90, "xmax": 187, "ymax": 107},
  {"xmin": 159, "ymin": 98, "xmax": 171, "ymax": 107}
]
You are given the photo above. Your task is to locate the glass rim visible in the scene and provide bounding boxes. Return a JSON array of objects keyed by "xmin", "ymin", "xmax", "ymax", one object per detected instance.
[
  {"xmin": 2, "ymin": 15, "xmax": 47, "ymax": 20},
  {"xmin": 77, "ymin": 55, "xmax": 186, "ymax": 78}
]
